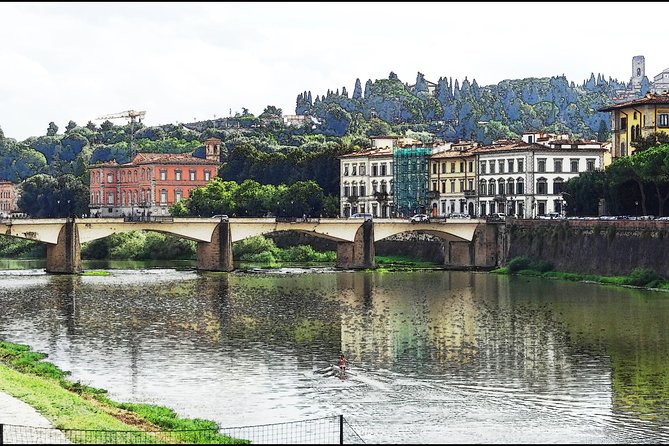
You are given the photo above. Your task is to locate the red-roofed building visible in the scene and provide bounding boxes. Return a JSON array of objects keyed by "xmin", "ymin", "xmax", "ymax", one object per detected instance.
[
  {"xmin": 0, "ymin": 181, "xmax": 16, "ymax": 218},
  {"xmin": 88, "ymin": 137, "xmax": 221, "ymax": 217}
]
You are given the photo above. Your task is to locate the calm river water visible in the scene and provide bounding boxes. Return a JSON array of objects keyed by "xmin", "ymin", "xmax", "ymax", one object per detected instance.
[{"xmin": 1, "ymin": 264, "xmax": 669, "ymax": 444}]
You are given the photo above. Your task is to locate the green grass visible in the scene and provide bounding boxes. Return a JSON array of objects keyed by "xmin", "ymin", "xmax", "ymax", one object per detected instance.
[
  {"xmin": 494, "ymin": 257, "xmax": 669, "ymax": 291},
  {"xmin": 0, "ymin": 341, "xmax": 249, "ymax": 444},
  {"xmin": 79, "ymin": 270, "xmax": 111, "ymax": 276}
]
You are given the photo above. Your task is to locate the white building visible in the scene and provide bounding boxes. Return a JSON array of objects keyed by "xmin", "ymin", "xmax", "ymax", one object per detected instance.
[
  {"xmin": 339, "ymin": 145, "xmax": 394, "ymax": 218},
  {"xmin": 474, "ymin": 140, "xmax": 607, "ymax": 218},
  {"xmin": 652, "ymin": 67, "xmax": 669, "ymax": 94}
]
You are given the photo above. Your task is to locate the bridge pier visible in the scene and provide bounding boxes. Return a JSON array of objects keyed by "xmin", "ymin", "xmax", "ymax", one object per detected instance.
[
  {"xmin": 336, "ymin": 220, "xmax": 375, "ymax": 269},
  {"xmin": 197, "ymin": 221, "xmax": 234, "ymax": 272},
  {"xmin": 46, "ymin": 218, "xmax": 81, "ymax": 274}
]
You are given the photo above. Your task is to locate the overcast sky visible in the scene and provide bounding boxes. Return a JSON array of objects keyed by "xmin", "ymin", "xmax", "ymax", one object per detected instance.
[{"xmin": 1, "ymin": 2, "xmax": 667, "ymax": 141}]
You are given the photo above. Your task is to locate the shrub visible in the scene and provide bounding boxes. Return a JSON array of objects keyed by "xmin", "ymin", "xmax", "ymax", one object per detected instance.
[
  {"xmin": 531, "ymin": 259, "xmax": 554, "ymax": 273},
  {"xmin": 625, "ymin": 267, "xmax": 663, "ymax": 287},
  {"xmin": 507, "ymin": 256, "xmax": 531, "ymax": 273}
]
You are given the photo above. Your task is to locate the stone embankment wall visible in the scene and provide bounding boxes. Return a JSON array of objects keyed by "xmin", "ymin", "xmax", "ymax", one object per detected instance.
[{"xmin": 505, "ymin": 219, "xmax": 669, "ymax": 276}]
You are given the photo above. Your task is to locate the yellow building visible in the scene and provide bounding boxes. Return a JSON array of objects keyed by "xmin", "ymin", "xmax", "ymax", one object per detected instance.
[
  {"xmin": 428, "ymin": 141, "xmax": 478, "ymax": 217},
  {"xmin": 599, "ymin": 92, "xmax": 669, "ymax": 158}
]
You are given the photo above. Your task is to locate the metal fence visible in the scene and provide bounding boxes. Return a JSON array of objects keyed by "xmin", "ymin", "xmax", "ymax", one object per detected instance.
[{"xmin": 0, "ymin": 415, "xmax": 365, "ymax": 444}]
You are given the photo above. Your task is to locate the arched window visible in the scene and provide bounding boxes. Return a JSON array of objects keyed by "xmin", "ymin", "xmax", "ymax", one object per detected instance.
[
  {"xmin": 488, "ymin": 179, "xmax": 496, "ymax": 196},
  {"xmin": 479, "ymin": 179, "xmax": 487, "ymax": 196},
  {"xmin": 498, "ymin": 179, "xmax": 506, "ymax": 195},
  {"xmin": 372, "ymin": 180, "xmax": 378, "ymax": 193},
  {"xmin": 359, "ymin": 182, "xmax": 366, "ymax": 197},
  {"xmin": 553, "ymin": 177, "xmax": 564, "ymax": 195},
  {"xmin": 516, "ymin": 178, "xmax": 524, "ymax": 195},
  {"xmin": 351, "ymin": 181, "xmax": 358, "ymax": 197},
  {"xmin": 536, "ymin": 177, "xmax": 548, "ymax": 195},
  {"xmin": 133, "ymin": 170, "xmax": 138, "ymax": 182},
  {"xmin": 381, "ymin": 180, "xmax": 387, "ymax": 193},
  {"xmin": 141, "ymin": 168, "xmax": 145, "ymax": 181},
  {"xmin": 343, "ymin": 182, "xmax": 350, "ymax": 197},
  {"xmin": 507, "ymin": 178, "xmax": 514, "ymax": 195}
]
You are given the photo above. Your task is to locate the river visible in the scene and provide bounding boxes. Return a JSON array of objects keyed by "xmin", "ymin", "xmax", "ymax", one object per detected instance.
[{"xmin": 0, "ymin": 264, "xmax": 668, "ymax": 443}]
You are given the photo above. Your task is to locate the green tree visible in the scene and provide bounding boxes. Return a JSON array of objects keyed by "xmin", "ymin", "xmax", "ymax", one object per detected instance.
[
  {"xmin": 65, "ymin": 120, "xmax": 78, "ymax": 133},
  {"xmin": 596, "ymin": 119, "xmax": 610, "ymax": 142},
  {"xmin": 46, "ymin": 122, "xmax": 58, "ymax": 136},
  {"xmin": 187, "ymin": 177, "xmax": 238, "ymax": 216}
]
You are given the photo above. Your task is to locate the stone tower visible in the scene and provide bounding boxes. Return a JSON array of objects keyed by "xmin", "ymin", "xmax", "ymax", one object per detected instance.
[
  {"xmin": 204, "ymin": 137, "xmax": 221, "ymax": 162},
  {"xmin": 631, "ymin": 55, "xmax": 645, "ymax": 90}
]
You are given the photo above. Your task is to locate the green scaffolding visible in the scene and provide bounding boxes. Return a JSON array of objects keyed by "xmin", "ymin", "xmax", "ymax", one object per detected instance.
[{"xmin": 393, "ymin": 146, "xmax": 431, "ymax": 217}]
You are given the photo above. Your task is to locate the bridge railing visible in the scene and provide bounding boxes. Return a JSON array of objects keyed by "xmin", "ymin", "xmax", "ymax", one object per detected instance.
[{"xmin": 123, "ymin": 215, "xmax": 174, "ymax": 223}]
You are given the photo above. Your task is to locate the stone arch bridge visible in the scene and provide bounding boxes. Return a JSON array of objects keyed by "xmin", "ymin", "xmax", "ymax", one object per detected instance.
[{"xmin": 0, "ymin": 217, "xmax": 503, "ymax": 274}]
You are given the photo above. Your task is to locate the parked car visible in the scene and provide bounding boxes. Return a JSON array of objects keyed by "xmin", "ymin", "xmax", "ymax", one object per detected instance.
[
  {"xmin": 410, "ymin": 214, "xmax": 430, "ymax": 223},
  {"xmin": 350, "ymin": 213, "xmax": 373, "ymax": 221}
]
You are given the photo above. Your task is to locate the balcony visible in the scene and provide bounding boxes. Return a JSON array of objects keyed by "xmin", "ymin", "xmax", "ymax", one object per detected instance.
[{"xmin": 373, "ymin": 191, "xmax": 390, "ymax": 202}]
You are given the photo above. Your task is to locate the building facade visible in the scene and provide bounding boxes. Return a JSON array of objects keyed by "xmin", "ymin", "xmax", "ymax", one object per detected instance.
[
  {"xmin": 339, "ymin": 146, "xmax": 394, "ymax": 218},
  {"xmin": 89, "ymin": 138, "xmax": 221, "ymax": 217},
  {"xmin": 474, "ymin": 140, "xmax": 607, "ymax": 218},
  {"xmin": 599, "ymin": 92, "xmax": 669, "ymax": 158},
  {"xmin": 0, "ymin": 181, "xmax": 16, "ymax": 218},
  {"xmin": 427, "ymin": 141, "xmax": 478, "ymax": 217}
]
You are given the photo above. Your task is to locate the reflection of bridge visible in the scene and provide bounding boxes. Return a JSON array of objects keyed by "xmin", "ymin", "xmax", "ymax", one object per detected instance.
[{"xmin": 0, "ymin": 217, "xmax": 502, "ymax": 274}]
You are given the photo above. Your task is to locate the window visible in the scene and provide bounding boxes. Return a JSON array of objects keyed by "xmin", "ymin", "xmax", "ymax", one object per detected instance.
[
  {"xmin": 586, "ymin": 158, "xmax": 595, "ymax": 171},
  {"xmin": 381, "ymin": 180, "xmax": 387, "ymax": 193},
  {"xmin": 508, "ymin": 159, "xmax": 514, "ymax": 173},
  {"xmin": 432, "ymin": 163, "xmax": 437, "ymax": 174},
  {"xmin": 488, "ymin": 180, "xmax": 496, "ymax": 196},
  {"xmin": 107, "ymin": 173, "xmax": 114, "ymax": 183},
  {"xmin": 459, "ymin": 161, "xmax": 465, "ymax": 172},
  {"xmin": 498, "ymin": 179, "xmax": 505, "ymax": 195},
  {"xmin": 536, "ymin": 178, "xmax": 548, "ymax": 194},
  {"xmin": 516, "ymin": 179, "xmax": 524, "ymax": 195},
  {"xmin": 554, "ymin": 159, "xmax": 562, "ymax": 173},
  {"xmin": 450, "ymin": 179, "xmax": 455, "ymax": 193},
  {"xmin": 359, "ymin": 164, "xmax": 366, "ymax": 175},
  {"xmin": 553, "ymin": 179, "xmax": 564, "ymax": 195},
  {"xmin": 372, "ymin": 180, "xmax": 379, "ymax": 193},
  {"xmin": 141, "ymin": 169, "xmax": 145, "ymax": 181},
  {"xmin": 459, "ymin": 179, "xmax": 464, "ymax": 192},
  {"xmin": 570, "ymin": 159, "xmax": 579, "ymax": 172},
  {"xmin": 479, "ymin": 179, "xmax": 487, "ymax": 196},
  {"xmin": 359, "ymin": 183, "xmax": 366, "ymax": 197},
  {"xmin": 517, "ymin": 159, "xmax": 524, "ymax": 172},
  {"xmin": 190, "ymin": 170, "xmax": 196, "ymax": 181},
  {"xmin": 344, "ymin": 183, "xmax": 350, "ymax": 197},
  {"xmin": 204, "ymin": 170, "xmax": 211, "ymax": 181},
  {"xmin": 441, "ymin": 180, "xmax": 446, "ymax": 193},
  {"xmin": 489, "ymin": 161, "xmax": 495, "ymax": 174},
  {"xmin": 468, "ymin": 179, "xmax": 473, "ymax": 191},
  {"xmin": 175, "ymin": 170, "xmax": 182, "ymax": 181},
  {"xmin": 160, "ymin": 169, "xmax": 167, "ymax": 181},
  {"xmin": 431, "ymin": 180, "xmax": 437, "ymax": 191},
  {"xmin": 507, "ymin": 179, "xmax": 514, "ymax": 195},
  {"xmin": 381, "ymin": 164, "xmax": 387, "ymax": 176},
  {"xmin": 480, "ymin": 162, "xmax": 486, "ymax": 174},
  {"xmin": 468, "ymin": 161, "xmax": 474, "ymax": 172},
  {"xmin": 175, "ymin": 189, "xmax": 182, "ymax": 202},
  {"xmin": 160, "ymin": 189, "xmax": 167, "ymax": 204},
  {"xmin": 620, "ymin": 116, "xmax": 627, "ymax": 130},
  {"xmin": 450, "ymin": 162, "xmax": 455, "ymax": 173},
  {"xmin": 371, "ymin": 164, "xmax": 378, "ymax": 176},
  {"xmin": 106, "ymin": 192, "xmax": 114, "ymax": 205},
  {"xmin": 659, "ymin": 113, "xmax": 669, "ymax": 127},
  {"xmin": 344, "ymin": 164, "xmax": 349, "ymax": 176},
  {"xmin": 537, "ymin": 159, "xmax": 546, "ymax": 173},
  {"xmin": 134, "ymin": 171, "xmax": 138, "ymax": 182},
  {"xmin": 498, "ymin": 160, "xmax": 504, "ymax": 173}
]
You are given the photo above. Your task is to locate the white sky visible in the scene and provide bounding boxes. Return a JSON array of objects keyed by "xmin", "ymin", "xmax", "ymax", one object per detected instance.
[{"xmin": 1, "ymin": 1, "xmax": 667, "ymax": 141}]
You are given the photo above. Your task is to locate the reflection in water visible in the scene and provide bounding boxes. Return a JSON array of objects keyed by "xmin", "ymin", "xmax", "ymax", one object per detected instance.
[{"xmin": 0, "ymin": 269, "xmax": 668, "ymax": 443}]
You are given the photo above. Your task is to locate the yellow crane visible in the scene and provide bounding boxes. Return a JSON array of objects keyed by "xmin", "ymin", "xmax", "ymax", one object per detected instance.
[{"xmin": 96, "ymin": 110, "xmax": 146, "ymax": 154}]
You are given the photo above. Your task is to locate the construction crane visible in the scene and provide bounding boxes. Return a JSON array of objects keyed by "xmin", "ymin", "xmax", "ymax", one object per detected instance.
[{"xmin": 96, "ymin": 110, "xmax": 146, "ymax": 156}]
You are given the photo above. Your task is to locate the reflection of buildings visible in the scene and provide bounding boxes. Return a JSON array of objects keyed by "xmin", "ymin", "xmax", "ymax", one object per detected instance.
[{"xmin": 335, "ymin": 272, "xmax": 481, "ymax": 367}]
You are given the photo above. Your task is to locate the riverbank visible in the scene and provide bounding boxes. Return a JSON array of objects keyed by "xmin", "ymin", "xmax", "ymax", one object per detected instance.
[
  {"xmin": 0, "ymin": 341, "xmax": 249, "ymax": 444},
  {"xmin": 493, "ymin": 255, "xmax": 669, "ymax": 292}
]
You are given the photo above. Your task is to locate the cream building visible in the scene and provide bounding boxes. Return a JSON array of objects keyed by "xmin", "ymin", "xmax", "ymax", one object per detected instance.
[
  {"xmin": 428, "ymin": 141, "xmax": 478, "ymax": 217},
  {"xmin": 474, "ymin": 140, "xmax": 607, "ymax": 218}
]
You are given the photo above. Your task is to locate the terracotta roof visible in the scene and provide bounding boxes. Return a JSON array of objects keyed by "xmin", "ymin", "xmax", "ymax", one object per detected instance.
[
  {"xmin": 430, "ymin": 149, "xmax": 476, "ymax": 159},
  {"xmin": 598, "ymin": 92, "xmax": 669, "ymax": 111},
  {"xmin": 128, "ymin": 152, "xmax": 219, "ymax": 166},
  {"xmin": 473, "ymin": 141, "xmax": 606, "ymax": 154},
  {"xmin": 339, "ymin": 147, "xmax": 393, "ymax": 159}
]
